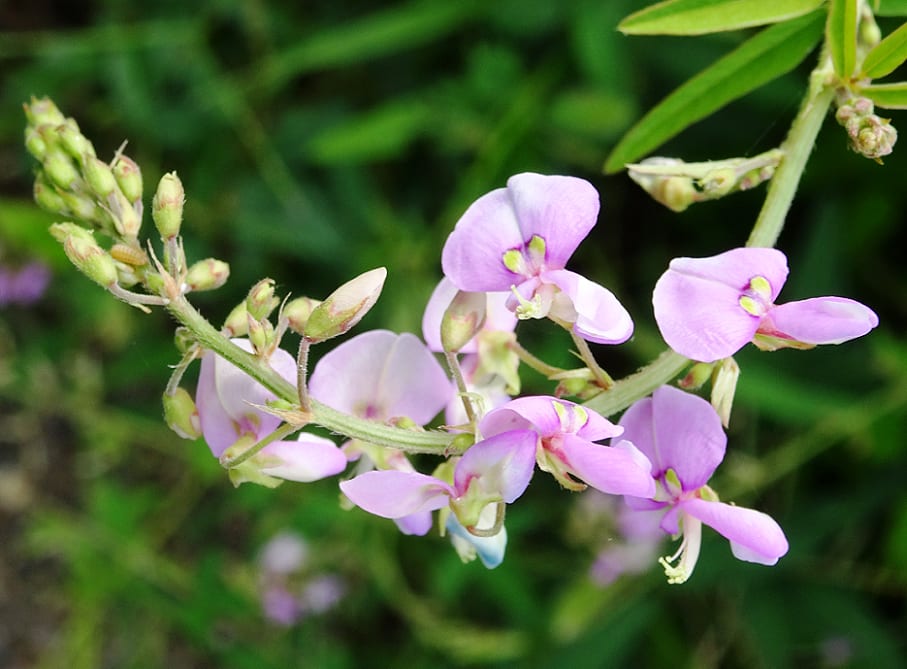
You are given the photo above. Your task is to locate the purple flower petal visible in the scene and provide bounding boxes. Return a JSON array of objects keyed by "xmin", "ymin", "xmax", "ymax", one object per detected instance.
[
  {"xmin": 340, "ymin": 470, "xmax": 453, "ymax": 518},
  {"xmin": 441, "ymin": 173, "xmax": 599, "ymax": 291},
  {"xmin": 395, "ymin": 512, "xmax": 434, "ymax": 536},
  {"xmin": 446, "ymin": 513, "xmax": 508, "ymax": 569},
  {"xmin": 653, "ymin": 248, "xmax": 788, "ymax": 362},
  {"xmin": 454, "ymin": 430, "xmax": 537, "ymax": 503},
  {"xmin": 681, "ymin": 497, "xmax": 789, "ymax": 565},
  {"xmin": 480, "ymin": 396, "xmax": 622, "ymax": 442},
  {"xmin": 618, "ymin": 386, "xmax": 725, "ymax": 490},
  {"xmin": 762, "ymin": 297, "xmax": 878, "ymax": 345},
  {"xmin": 544, "ymin": 269, "xmax": 634, "ymax": 344},
  {"xmin": 309, "ymin": 330, "xmax": 453, "ymax": 425},
  {"xmin": 558, "ymin": 435, "xmax": 655, "ymax": 497},
  {"xmin": 196, "ymin": 350, "xmax": 240, "ymax": 457},
  {"xmin": 258, "ymin": 434, "xmax": 348, "ymax": 482}
]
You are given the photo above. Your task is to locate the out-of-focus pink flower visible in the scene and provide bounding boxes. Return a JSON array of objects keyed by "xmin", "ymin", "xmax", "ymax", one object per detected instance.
[
  {"xmin": 0, "ymin": 261, "xmax": 51, "ymax": 307},
  {"xmin": 653, "ymin": 247, "xmax": 878, "ymax": 362},
  {"xmin": 195, "ymin": 339, "xmax": 347, "ymax": 482},
  {"xmin": 441, "ymin": 173, "xmax": 633, "ymax": 344}
]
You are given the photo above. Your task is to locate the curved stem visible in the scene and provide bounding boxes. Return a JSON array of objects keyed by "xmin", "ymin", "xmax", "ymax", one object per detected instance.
[
  {"xmin": 220, "ymin": 421, "xmax": 299, "ymax": 469},
  {"xmin": 583, "ymin": 350, "xmax": 690, "ymax": 417},
  {"xmin": 570, "ymin": 332, "xmax": 614, "ymax": 389}
]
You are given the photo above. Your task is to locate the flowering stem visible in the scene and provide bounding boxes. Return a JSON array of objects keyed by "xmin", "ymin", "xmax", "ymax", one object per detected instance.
[
  {"xmin": 510, "ymin": 340, "xmax": 569, "ymax": 378},
  {"xmin": 445, "ymin": 351, "xmax": 478, "ymax": 427},
  {"xmin": 747, "ymin": 64, "xmax": 835, "ymax": 248},
  {"xmin": 220, "ymin": 421, "xmax": 299, "ymax": 469},
  {"xmin": 296, "ymin": 337, "xmax": 312, "ymax": 412},
  {"xmin": 165, "ymin": 294, "xmax": 454, "ymax": 453},
  {"xmin": 582, "ymin": 350, "xmax": 689, "ymax": 418},
  {"xmin": 569, "ymin": 332, "xmax": 614, "ymax": 389},
  {"xmin": 164, "ymin": 346, "xmax": 199, "ymax": 396}
]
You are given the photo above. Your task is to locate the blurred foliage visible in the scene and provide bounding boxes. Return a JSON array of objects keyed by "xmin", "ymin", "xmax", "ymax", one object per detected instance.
[{"xmin": 1, "ymin": 0, "xmax": 906, "ymax": 667}]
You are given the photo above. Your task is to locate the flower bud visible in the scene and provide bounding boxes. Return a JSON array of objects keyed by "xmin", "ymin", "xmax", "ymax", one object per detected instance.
[
  {"xmin": 33, "ymin": 177, "xmax": 67, "ymax": 214},
  {"xmin": 711, "ymin": 357, "xmax": 740, "ymax": 428},
  {"xmin": 247, "ymin": 279, "xmax": 278, "ymax": 321},
  {"xmin": 112, "ymin": 155, "xmax": 143, "ymax": 204},
  {"xmin": 677, "ymin": 362, "xmax": 715, "ymax": 390},
  {"xmin": 54, "ymin": 224, "xmax": 118, "ymax": 287},
  {"xmin": 185, "ymin": 258, "xmax": 230, "ymax": 291},
  {"xmin": 57, "ymin": 189, "xmax": 98, "ymax": 224},
  {"xmin": 24, "ymin": 126, "xmax": 48, "ymax": 161},
  {"xmin": 109, "ymin": 190, "xmax": 142, "ymax": 237},
  {"xmin": 248, "ymin": 316, "xmax": 275, "ymax": 353},
  {"xmin": 282, "ymin": 296, "xmax": 322, "ymax": 335},
  {"xmin": 441, "ymin": 290, "xmax": 486, "ymax": 353},
  {"xmin": 303, "ymin": 267, "xmax": 387, "ymax": 343},
  {"xmin": 82, "ymin": 156, "xmax": 118, "ymax": 198},
  {"xmin": 152, "ymin": 172, "xmax": 185, "ymax": 240},
  {"xmin": 43, "ymin": 148, "xmax": 80, "ymax": 190},
  {"xmin": 162, "ymin": 388, "xmax": 202, "ymax": 439},
  {"xmin": 23, "ymin": 96, "xmax": 65, "ymax": 128},
  {"xmin": 173, "ymin": 327, "xmax": 196, "ymax": 354},
  {"xmin": 223, "ymin": 301, "xmax": 250, "ymax": 337},
  {"xmin": 56, "ymin": 118, "xmax": 95, "ymax": 162}
]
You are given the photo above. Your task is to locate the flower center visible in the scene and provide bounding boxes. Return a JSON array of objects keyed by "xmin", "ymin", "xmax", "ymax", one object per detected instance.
[
  {"xmin": 502, "ymin": 234, "xmax": 547, "ymax": 277},
  {"xmin": 738, "ymin": 275, "xmax": 773, "ymax": 316}
]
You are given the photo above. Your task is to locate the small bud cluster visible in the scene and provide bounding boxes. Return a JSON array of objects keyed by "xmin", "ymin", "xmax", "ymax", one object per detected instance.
[{"xmin": 835, "ymin": 96, "xmax": 897, "ymax": 162}]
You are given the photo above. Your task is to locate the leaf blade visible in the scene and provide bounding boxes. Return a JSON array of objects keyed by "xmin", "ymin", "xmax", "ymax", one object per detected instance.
[
  {"xmin": 861, "ymin": 21, "xmax": 907, "ymax": 79},
  {"xmin": 619, "ymin": 0, "xmax": 826, "ymax": 36},
  {"xmin": 827, "ymin": 0, "xmax": 859, "ymax": 78},
  {"xmin": 859, "ymin": 81, "xmax": 907, "ymax": 108},
  {"xmin": 605, "ymin": 11, "xmax": 825, "ymax": 173}
]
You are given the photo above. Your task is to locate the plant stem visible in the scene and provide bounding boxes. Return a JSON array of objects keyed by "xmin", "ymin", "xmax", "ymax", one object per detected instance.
[{"xmin": 583, "ymin": 349, "xmax": 689, "ymax": 418}]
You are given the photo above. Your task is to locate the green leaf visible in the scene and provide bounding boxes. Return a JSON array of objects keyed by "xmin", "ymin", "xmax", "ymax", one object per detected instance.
[
  {"xmin": 859, "ymin": 81, "xmax": 907, "ymax": 108},
  {"xmin": 861, "ymin": 21, "xmax": 907, "ymax": 78},
  {"xmin": 875, "ymin": 0, "xmax": 907, "ymax": 17},
  {"xmin": 619, "ymin": 0, "xmax": 825, "ymax": 36},
  {"xmin": 604, "ymin": 10, "xmax": 824, "ymax": 173},
  {"xmin": 827, "ymin": 0, "xmax": 859, "ymax": 77}
]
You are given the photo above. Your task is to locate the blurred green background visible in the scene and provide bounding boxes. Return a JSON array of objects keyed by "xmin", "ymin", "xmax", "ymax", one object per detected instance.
[{"xmin": 1, "ymin": 1, "xmax": 906, "ymax": 667}]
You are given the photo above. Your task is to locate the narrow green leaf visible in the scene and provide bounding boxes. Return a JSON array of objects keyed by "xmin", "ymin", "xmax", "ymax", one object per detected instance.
[
  {"xmin": 861, "ymin": 21, "xmax": 907, "ymax": 78},
  {"xmin": 827, "ymin": 0, "xmax": 859, "ymax": 77},
  {"xmin": 859, "ymin": 81, "xmax": 907, "ymax": 108},
  {"xmin": 875, "ymin": 0, "xmax": 907, "ymax": 17},
  {"xmin": 604, "ymin": 11, "xmax": 824, "ymax": 173},
  {"xmin": 619, "ymin": 0, "xmax": 825, "ymax": 36}
]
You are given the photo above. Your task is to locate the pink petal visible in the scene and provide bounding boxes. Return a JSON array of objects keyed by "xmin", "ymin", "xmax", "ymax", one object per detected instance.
[
  {"xmin": 763, "ymin": 297, "xmax": 878, "ymax": 344},
  {"xmin": 504, "ymin": 173, "xmax": 600, "ymax": 269},
  {"xmin": 454, "ymin": 430, "xmax": 537, "ymax": 503},
  {"xmin": 258, "ymin": 434, "xmax": 348, "ymax": 482},
  {"xmin": 543, "ymin": 269, "xmax": 634, "ymax": 344},
  {"xmin": 618, "ymin": 386, "xmax": 725, "ymax": 490},
  {"xmin": 339, "ymin": 470, "xmax": 453, "ymax": 518},
  {"xmin": 559, "ymin": 435, "xmax": 655, "ymax": 497},
  {"xmin": 480, "ymin": 396, "xmax": 622, "ymax": 442},
  {"xmin": 196, "ymin": 351, "xmax": 240, "ymax": 457},
  {"xmin": 395, "ymin": 512, "xmax": 433, "ymax": 536},
  {"xmin": 681, "ymin": 497, "xmax": 789, "ymax": 565},
  {"xmin": 440, "ymin": 173, "xmax": 600, "ymax": 291},
  {"xmin": 309, "ymin": 330, "xmax": 453, "ymax": 425},
  {"xmin": 652, "ymin": 248, "xmax": 788, "ymax": 362}
]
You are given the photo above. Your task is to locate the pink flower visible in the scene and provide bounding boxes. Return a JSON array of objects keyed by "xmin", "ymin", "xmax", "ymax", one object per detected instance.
[
  {"xmin": 619, "ymin": 385, "xmax": 788, "ymax": 583},
  {"xmin": 196, "ymin": 339, "xmax": 347, "ymax": 482},
  {"xmin": 653, "ymin": 247, "xmax": 878, "ymax": 362},
  {"xmin": 480, "ymin": 396, "xmax": 655, "ymax": 498},
  {"xmin": 339, "ymin": 430, "xmax": 538, "ymax": 567},
  {"xmin": 441, "ymin": 173, "xmax": 633, "ymax": 344}
]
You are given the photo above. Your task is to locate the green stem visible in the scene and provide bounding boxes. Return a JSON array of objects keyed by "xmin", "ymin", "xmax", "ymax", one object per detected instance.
[
  {"xmin": 165, "ymin": 295, "xmax": 453, "ymax": 453},
  {"xmin": 747, "ymin": 69, "xmax": 835, "ymax": 247},
  {"xmin": 221, "ymin": 421, "xmax": 300, "ymax": 469},
  {"xmin": 583, "ymin": 350, "xmax": 690, "ymax": 418},
  {"xmin": 570, "ymin": 331, "xmax": 614, "ymax": 389}
]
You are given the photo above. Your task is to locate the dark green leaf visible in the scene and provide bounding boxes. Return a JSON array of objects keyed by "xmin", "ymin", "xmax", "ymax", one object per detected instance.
[
  {"xmin": 859, "ymin": 81, "xmax": 907, "ymax": 107},
  {"xmin": 861, "ymin": 21, "xmax": 907, "ymax": 79},
  {"xmin": 827, "ymin": 0, "xmax": 859, "ymax": 77},
  {"xmin": 605, "ymin": 10, "xmax": 824, "ymax": 173},
  {"xmin": 619, "ymin": 0, "xmax": 825, "ymax": 36},
  {"xmin": 875, "ymin": 0, "xmax": 907, "ymax": 17}
]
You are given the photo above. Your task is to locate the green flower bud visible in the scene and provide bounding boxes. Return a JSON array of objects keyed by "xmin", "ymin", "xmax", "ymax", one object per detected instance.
[
  {"xmin": 304, "ymin": 267, "xmax": 387, "ymax": 343},
  {"xmin": 246, "ymin": 278, "xmax": 278, "ymax": 321},
  {"xmin": 247, "ymin": 316, "xmax": 275, "ymax": 352},
  {"xmin": 55, "ymin": 224, "xmax": 118, "ymax": 287},
  {"xmin": 23, "ymin": 96, "xmax": 65, "ymax": 128},
  {"xmin": 112, "ymin": 155, "xmax": 143, "ymax": 204},
  {"xmin": 711, "ymin": 357, "xmax": 740, "ymax": 428},
  {"xmin": 222, "ymin": 301, "xmax": 250, "ymax": 337},
  {"xmin": 162, "ymin": 388, "xmax": 202, "ymax": 440},
  {"xmin": 441, "ymin": 290, "xmax": 486, "ymax": 353},
  {"xmin": 24, "ymin": 126, "xmax": 48, "ymax": 161},
  {"xmin": 109, "ymin": 190, "xmax": 142, "ymax": 238},
  {"xmin": 56, "ymin": 118, "xmax": 95, "ymax": 162},
  {"xmin": 173, "ymin": 327, "xmax": 197, "ymax": 354},
  {"xmin": 57, "ymin": 189, "xmax": 99, "ymax": 224},
  {"xmin": 82, "ymin": 156, "xmax": 118, "ymax": 198},
  {"xmin": 43, "ymin": 148, "xmax": 80, "ymax": 190},
  {"xmin": 282, "ymin": 296, "xmax": 322, "ymax": 335},
  {"xmin": 185, "ymin": 258, "xmax": 230, "ymax": 292},
  {"xmin": 33, "ymin": 177, "xmax": 67, "ymax": 214},
  {"xmin": 152, "ymin": 171, "xmax": 185, "ymax": 239}
]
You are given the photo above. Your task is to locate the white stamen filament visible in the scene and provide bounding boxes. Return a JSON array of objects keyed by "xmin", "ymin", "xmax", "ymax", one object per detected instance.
[{"xmin": 658, "ymin": 513, "xmax": 702, "ymax": 585}]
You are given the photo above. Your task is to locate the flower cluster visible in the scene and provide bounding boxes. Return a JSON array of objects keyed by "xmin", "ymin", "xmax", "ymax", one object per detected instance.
[{"xmin": 23, "ymin": 97, "xmax": 879, "ymax": 585}]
